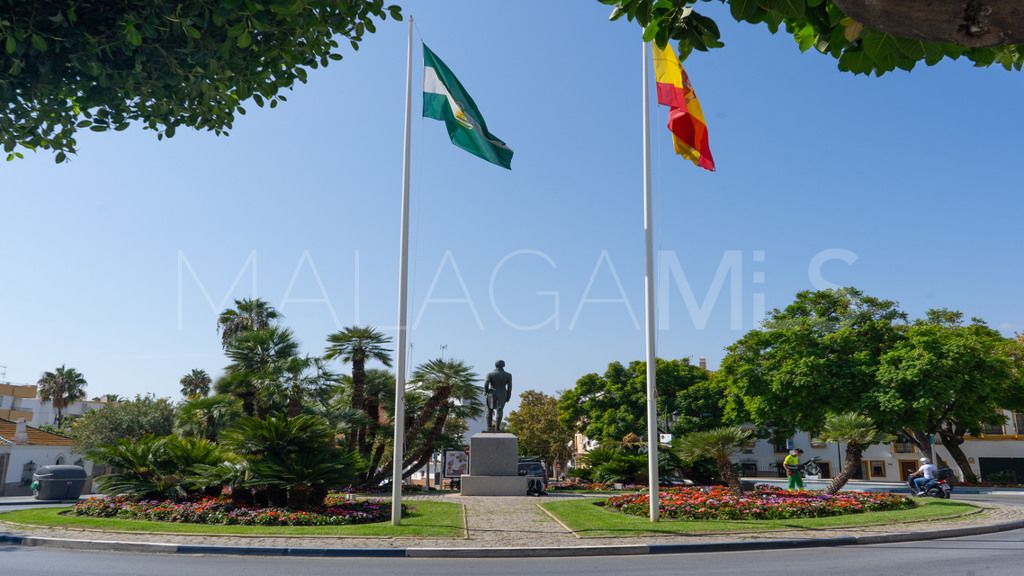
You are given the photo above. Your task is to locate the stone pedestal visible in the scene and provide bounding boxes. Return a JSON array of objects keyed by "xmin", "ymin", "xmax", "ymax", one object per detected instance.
[{"xmin": 460, "ymin": 432, "xmax": 528, "ymax": 496}]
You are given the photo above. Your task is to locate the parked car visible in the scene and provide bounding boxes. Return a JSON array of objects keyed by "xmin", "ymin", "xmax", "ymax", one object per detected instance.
[{"xmin": 517, "ymin": 459, "xmax": 547, "ymax": 487}]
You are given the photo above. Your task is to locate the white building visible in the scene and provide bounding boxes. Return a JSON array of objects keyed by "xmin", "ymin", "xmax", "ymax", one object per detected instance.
[
  {"xmin": 735, "ymin": 409, "xmax": 1024, "ymax": 483},
  {"xmin": 0, "ymin": 417, "xmax": 94, "ymax": 496},
  {"xmin": 0, "ymin": 383, "xmax": 107, "ymax": 428}
]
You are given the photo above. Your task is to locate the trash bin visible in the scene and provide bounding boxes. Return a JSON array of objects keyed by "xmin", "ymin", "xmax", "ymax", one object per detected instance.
[{"xmin": 32, "ymin": 465, "xmax": 87, "ymax": 500}]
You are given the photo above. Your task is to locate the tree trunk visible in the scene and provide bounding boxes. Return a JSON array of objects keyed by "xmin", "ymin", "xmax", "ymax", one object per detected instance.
[
  {"xmin": 204, "ymin": 413, "xmax": 217, "ymax": 442},
  {"xmin": 906, "ymin": 429, "xmax": 935, "ymax": 461},
  {"xmin": 826, "ymin": 442, "xmax": 863, "ymax": 495},
  {"xmin": 350, "ymin": 358, "xmax": 366, "ymax": 451},
  {"xmin": 939, "ymin": 428, "xmax": 979, "ymax": 483},
  {"xmin": 832, "ymin": 0, "xmax": 1024, "ymax": 48},
  {"xmin": 717, "ymin": 457, "xmax": 742, "ymax": 494},
  {"xmin": 287, "ymin": 385, "xmax": 302, "ymax": 418}
]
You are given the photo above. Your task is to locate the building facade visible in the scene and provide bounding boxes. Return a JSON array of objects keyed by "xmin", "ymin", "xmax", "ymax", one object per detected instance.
[
  {"xmin": 735, "ymin": 409, "xmax": 1024, "ymax": 483},
  {"xmin": 0, "ymin": 418, "xmax": 94, "ymax": 496},
  {"xmin": 0, "ymin": 383, "xmax": 106, "ymax": 427}
]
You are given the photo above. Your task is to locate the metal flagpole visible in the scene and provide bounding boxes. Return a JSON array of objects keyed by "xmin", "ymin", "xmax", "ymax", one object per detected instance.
[
  {"xmin": 641, "ymin": 40, "xmax": 660, "ymax": 522},
  {"xmin": 391, "ymin": 14, "xmax": 414, "ymax": 526}
]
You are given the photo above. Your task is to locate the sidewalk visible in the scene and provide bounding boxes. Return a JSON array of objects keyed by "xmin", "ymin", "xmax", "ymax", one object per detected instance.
[
  {"xmin": 3, "ymin": 493, "xmax": 1024, "ymax": 555},
  {"xmin": 743, "ymin": 477, "xmax": 1024, "ymax": 495}
]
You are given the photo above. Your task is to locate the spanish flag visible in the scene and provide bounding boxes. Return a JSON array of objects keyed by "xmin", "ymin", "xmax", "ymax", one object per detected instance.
[{"xmin": 652, "ymin": 44, "xmax": 715, "ymax": 171}]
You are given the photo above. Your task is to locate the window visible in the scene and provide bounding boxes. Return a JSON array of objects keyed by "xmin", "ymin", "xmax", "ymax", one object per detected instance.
[
  {"xmin": 1014, "ymin": 412, "xmax": 1024, "ymax": 436},
  {"xmin": 894, "ymin": 433, "xmax": 916, "ymax": 454},
  {"xmin": 816, "ymin": 461, "xmax": 832, "ymax": 479},
  {"xmin": 869, "ymin": 460, "xmax": 887, "ymax": 479}
]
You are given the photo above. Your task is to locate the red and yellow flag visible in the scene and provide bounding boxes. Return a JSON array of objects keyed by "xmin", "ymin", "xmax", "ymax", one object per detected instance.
[{"xmin": 652, "ymin": 43, "xmax": 715, "ymax": 171}]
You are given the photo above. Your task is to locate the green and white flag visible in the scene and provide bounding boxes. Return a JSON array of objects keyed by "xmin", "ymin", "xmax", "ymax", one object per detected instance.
[{"xmin": 423, "ymin": 44, "xmax": 513, "ymax": 170}]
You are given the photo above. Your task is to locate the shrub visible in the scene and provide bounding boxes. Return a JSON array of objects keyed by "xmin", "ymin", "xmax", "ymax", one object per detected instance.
[{"xmin": 88, "ymin": 435, "xmax": 229, "ymax": 500}]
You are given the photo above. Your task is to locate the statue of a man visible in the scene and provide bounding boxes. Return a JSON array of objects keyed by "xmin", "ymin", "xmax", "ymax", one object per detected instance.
[{"xmin": 484, "ymin": 360, "xmax": 512, "ymax": 432}]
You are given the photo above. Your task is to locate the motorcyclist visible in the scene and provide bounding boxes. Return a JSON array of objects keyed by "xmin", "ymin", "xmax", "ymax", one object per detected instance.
[{"xmin": 909, "ymin": 457, "xmax": 939, "ymax": 495}]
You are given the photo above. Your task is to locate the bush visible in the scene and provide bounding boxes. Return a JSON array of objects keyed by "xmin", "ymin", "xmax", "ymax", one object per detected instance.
[
  {"xmin": 88, "ymin": 435, "xmax": 229, "ymax": 500},
  {"xmin": 72, "ymin": 495, "xmax": 401, "ymax": 526},
  {"xmin": 605, "ymin": 486, "xmax": 914, "ymax": 521}
]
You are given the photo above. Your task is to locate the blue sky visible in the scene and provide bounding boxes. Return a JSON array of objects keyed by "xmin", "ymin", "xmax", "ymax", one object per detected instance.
[{"xmin": 1, "ymin": 1, "xmax": 1021, "ymax": 407}]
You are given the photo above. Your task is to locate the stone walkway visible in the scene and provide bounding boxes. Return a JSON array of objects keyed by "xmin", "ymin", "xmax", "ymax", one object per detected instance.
[{"xmin": 2, "ymin": 494, "xmax": 1022, "ymax": 550}]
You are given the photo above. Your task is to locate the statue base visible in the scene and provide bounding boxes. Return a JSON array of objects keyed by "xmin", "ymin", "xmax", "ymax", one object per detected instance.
[{"xmin": 459, "ymin": 432, "xmax": 527, "ymax": 496}]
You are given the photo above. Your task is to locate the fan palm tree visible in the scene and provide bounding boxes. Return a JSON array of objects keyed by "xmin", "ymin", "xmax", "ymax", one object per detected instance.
[
  {"xmin": 217, "ymin": 298, "xmax": 281, "ymax": 348},
  {"xmin": 224, "ymin": 326, "xmax": 300, "ymax": 417},
  {"xmin": 176, "ymin": 394, "xmax": 243, "ymax": 441},
  {"xmin": 674, "ymin": 426, "xmax": 753, "ymax": 494},
  {"xmin": 179, "ymin": 369, "xmax": 212, "ymax": 400},
  {"xmin": 324, "ymin": 326, "xmax": 392, "ymax": 450},
  {"xmin": 37, "ymin": 365, "xmax": 88, "ymax": 426},
  {"xmin": 820, "ymin": 412, "xmax": 893, "ymax": 495},
  {"xmin": 365, "ymin": 358, "xmax": 481, "ymax": 487}
]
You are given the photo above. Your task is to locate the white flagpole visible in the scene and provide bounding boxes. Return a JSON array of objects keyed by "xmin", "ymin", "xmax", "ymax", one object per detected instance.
[
  {"xmin": 641, "ymin": 40, "xmax": 660, "ymax": 522},
  {"xmin": 391, "ymin": 14, "xmax": 414, "ymax": 526}
]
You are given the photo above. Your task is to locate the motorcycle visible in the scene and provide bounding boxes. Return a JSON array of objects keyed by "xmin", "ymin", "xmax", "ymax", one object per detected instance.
[{"xmin": 907, "ymin": 468, "xmax": 954, "ymax": 499}]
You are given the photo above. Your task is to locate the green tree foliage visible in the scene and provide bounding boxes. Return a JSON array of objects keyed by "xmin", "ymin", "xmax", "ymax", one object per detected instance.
[
  {"xmin": 597, "ymin": 1, "xmax": 1023, "ymax": 75},
  {"xmin": 179, "ymin": 368, "xmax": 212, "ymax": 400},
  {"xmin": 818, "ymin": 412, "xmax": 891, "ymax": 494},
  {"xmin": 175, "ymin": 394, "xmax": 243, "ymax": 441},
  {"xmin": 69, "ymin": 394, "xmax": 175, "ymax": 452},
  {"xmin": 719, "ymin": 287, "xmax": 906, "ymax": 435},
  {"xmin": 507, "ymin": 390, "xmax": 574, "ymax": 476},
  {"xmin": 219, "ymin": 414, "xmax": 362, "ymax": 509},
  {"xmin": 88, "ymin": 435, "xmax": 228, "ymax": 500},
  {"xmin": 559, "ymin": 357, "xmax": 710, "ymax": 445},
  {"xmin": 221, "ymin": 325, "xmax": 301, "ymax": 417},
  {"xmin": 1, "ymin": 1, "xmax": 402, "ymax": 162},
  {"xmin": 36, "ymin": 365, "xmax": 88, "ymax": 426},
  {"xmin": 325, "ymin": 325, "xmax": 393, "ymax": 452},
  {"xmin": 875, "ymin": 311, "xmax": 1024, "ymax": 482},
  {"xmin": 673, "ymin": 426, "xmax": 752, "ymax": 493},
  {"xmin": 217, "ymin": 298, "xmax": 282, "ymax": 349}
]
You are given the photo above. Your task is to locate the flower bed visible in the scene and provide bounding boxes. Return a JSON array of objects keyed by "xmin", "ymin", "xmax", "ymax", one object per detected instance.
[
  {"xmin": 604, "ymin": 486, "xmax": 914, "ymax": 521},
  {"xmin": 72, "ymin": 495, "xmax": 402, "ymax": 526}
]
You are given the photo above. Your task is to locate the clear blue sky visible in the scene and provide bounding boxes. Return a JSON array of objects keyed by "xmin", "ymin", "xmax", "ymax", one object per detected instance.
[{"xmin": 1, "ymin": 2, "xmax": 1021, "ymax": 407}]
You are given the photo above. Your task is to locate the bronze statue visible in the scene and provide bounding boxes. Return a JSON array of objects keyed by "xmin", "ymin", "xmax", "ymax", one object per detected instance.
[{"xmin": 484, "ymin": 360, "xmax": 512, "ymax": 432}]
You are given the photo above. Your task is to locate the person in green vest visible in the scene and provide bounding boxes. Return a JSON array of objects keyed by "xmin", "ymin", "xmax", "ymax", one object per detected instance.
[{"xmin": 784, "ymin": 448, "xmax": 804, "ymax": 491}]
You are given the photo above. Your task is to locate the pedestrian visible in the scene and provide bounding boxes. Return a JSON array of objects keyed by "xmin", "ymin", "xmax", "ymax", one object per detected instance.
[{"xmin": 785, "ymin": 448, "xmax": 805, "ymax": 491}]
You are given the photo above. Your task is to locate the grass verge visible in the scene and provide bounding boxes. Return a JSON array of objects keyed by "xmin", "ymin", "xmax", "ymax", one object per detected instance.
[
  {"xmin": 541, "ymin": 498, "xmax": 978, "ymax": 538},
  {"xmin": 0, "ymin": 501, "xmax": 464, "ymax": 538}
]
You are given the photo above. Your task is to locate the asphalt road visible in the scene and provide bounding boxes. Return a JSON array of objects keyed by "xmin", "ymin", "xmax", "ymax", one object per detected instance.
[{"xmin": 2, "ymin": 527, "xmax": 1022, "ymax": 576}]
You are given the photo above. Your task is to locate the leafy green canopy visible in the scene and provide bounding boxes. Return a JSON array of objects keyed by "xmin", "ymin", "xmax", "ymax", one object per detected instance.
[
  {"xmin": 598, "ymin": 1, "xmax": 1023, "ymax": 75},
  {"xmin": 559, "ymin": 357, "xmax": 711, "ymax": 445},
  {"xmin": 1, "ymin": 1, "xmax": 401, "ymax": 162}
]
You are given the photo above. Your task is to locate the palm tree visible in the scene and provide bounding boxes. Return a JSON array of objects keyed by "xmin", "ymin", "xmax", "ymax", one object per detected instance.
[
  {"xmin": 224, "ymin": 326, "xmax": 300, "ymax": 417},
  {"xmin": 217, "ymin": 298, "xmax": 281, "ymax": 348},
  {"xmin": 176, "ymin": 394, "xmax": 243, "ymax": 441},
  {"xmin": 365, "ymin": 358, "xmax": 482, "ymax": 487},
  {"xmin": 37, "ymin": 365, "xmax": 88, "ymax": 426},
  {"xmin": 179, "ymin": 369, "xmax": 212, "ymax": 400},
  {"xmin": 820, "ymin": 412, "xmax": 892, "ymax": 495},
  {"xmin": 324, "ymin": 326, "xmax": 392, "ymax": 450},
  {"xmin": 674, "ymin": 426, "xmax": 753, "ymax": 494}
]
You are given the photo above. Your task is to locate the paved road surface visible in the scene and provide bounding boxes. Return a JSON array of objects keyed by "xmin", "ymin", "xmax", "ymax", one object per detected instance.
[{"xmin": 3, "ymin": 527, "xmax": 1023, "ymax": 576}]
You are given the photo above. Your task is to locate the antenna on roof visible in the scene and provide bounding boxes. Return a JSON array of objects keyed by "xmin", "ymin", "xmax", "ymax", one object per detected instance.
[{"xmin": 0, "ymin": 365, "xmax": 6, "ymax": 383}]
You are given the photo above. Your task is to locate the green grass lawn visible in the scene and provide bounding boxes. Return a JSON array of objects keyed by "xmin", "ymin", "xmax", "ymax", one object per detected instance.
[
  {"xmin": 541, "ymin": 498, "xmax": 978, "ymax": 538},
  {"xmin": 0, "ymin": 501, "xmax": 464, "ymax": 538}
]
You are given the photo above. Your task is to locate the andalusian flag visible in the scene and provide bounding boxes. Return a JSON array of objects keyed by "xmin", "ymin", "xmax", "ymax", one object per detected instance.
[
  {"xmin": 423, "ymin": 44, "xmax": 513, "ymax": 169},
  {"xmin": 652, "ymin": 43, "xmax": 715, "ymax": 171}
]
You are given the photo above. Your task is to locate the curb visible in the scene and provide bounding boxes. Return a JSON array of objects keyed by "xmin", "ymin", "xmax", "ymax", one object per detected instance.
[
  {"xmin": 0, "ymin": 500, "xmax": 83, "ymax": 507},
  {"xmin": 3, "ymin": 517, "xmax": 1024, "ymax": 558}
]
